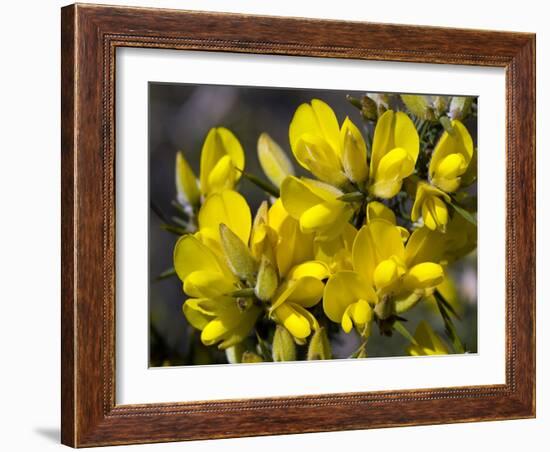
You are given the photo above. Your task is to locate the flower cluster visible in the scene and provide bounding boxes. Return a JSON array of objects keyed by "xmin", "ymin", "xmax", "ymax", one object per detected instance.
[{"xmin": 167, "ymin": 93, "xmax": 477, "ymax": 363}]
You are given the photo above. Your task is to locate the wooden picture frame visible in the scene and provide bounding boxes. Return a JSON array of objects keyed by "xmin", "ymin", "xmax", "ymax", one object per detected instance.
[{"xmin": 61, "ymin": 3, "xmax": 536, "ymax": 447}]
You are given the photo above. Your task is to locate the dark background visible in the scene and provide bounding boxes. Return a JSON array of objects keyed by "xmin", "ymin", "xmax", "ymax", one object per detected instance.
[{"xmin": 148, "ymin": 83, "xmax": 478, "ymax": 366}]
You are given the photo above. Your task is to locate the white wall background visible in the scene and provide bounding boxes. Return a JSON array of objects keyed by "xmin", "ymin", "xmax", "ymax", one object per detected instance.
[{"xmin": 0, "ymin": 1, "xmax": 545, "ymax": 451}]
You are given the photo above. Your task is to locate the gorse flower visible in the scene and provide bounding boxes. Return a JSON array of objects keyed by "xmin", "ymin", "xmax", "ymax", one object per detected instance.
[
  {"xmin": 369, "ymin": 110, "xmax": 419, "ymax": 198},
  {"xmin": 165, "ymin": 93, "xmax": 477, "ymax": 363},
  {"xmin": 429, "ymin": 120, "xmax": 474, "ymax": 193},
  {"xmin": 324, "ymin": 219, "xmax": 445, "ymax": 335}
]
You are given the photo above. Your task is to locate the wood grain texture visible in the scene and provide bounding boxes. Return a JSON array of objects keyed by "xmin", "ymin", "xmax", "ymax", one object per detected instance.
[{"xmin": 60, "ymin": 3, "xmax": 536, "ymax": 447}]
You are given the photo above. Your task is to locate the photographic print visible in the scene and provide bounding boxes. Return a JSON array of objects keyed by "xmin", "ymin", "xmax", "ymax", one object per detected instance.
[{"xmin": 148, "ymin": 84, "xmax": 478, "ymax": 367}]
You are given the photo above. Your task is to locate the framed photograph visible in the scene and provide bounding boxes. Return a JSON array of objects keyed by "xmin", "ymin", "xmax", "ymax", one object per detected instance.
[{"xmin": 61, "ymin": 3, "xmax": 536, "ymax": 447}]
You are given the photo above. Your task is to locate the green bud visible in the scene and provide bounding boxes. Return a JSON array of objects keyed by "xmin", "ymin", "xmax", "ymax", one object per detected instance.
[
  {"xmin": 272, "ymin": 326, "xmax": 296, "ymax": 362},
  {"xmin": 401, "ymin": 94, "xmax": 437, "ymax": 121},
  {"xmin": 241, "ymin": 351, "xmax": 264, "ymax": 363},
  {"xmin": 338, "ymin": 191, "xmax": 364, "ymax": 203},
  {"xmin": 254, "ymin": 256, "xmax": 278, "ymax": 302},
  {"xmin": 433, "ymin": 96, "xmax": 449, "ymax": 116},
  {"xmin": 360, "ymin": 95, "xmax": 378, "ymax": 120},
  {"xmin": 449, "ymin": 96, "xmax": 473, "ymax": 120},
  {"xmin": 219, "ymin": 223, "xmax": 258, "ymax": 285},
  {"xmin": 307, "ymin": 327, "xmax": 332, "ymax": 360}
]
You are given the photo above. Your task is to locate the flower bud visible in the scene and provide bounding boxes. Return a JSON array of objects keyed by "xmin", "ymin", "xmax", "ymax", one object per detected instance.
[
  {"xmin": 449, "ymin": 96, "xmax": 473, "ymax": 120},
  {"xmin": 241, "ymin": 351, "xmax": 264, "ymax": 363},
  {"xmin": 307, "ymin": 327, "xmax": 332, "ymax": 360},
  {"xmin": 272, "ymin": 325, "xmax": 297, "ymax": 362},
  {"xmin": 341, "ymin": 118, "xmax": 368, "ymax": 185},
  {"xmin": 254, "ymin": 256, "xmax": 278, "ymax": 302},
  {"xmin": 219, "ymin": 223, "xmax": 258, "ymax": 284},
  {"xmin": 175, "ymin": 151, "xmax": 200, "ymax": 208},
  {"xmin": 257, "ymin": 133, "xmax": 295, "ymax": 188}
]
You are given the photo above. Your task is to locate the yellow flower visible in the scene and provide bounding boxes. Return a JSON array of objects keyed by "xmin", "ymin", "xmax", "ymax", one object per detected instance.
[
  {"xmin": 176, "ymin": 189, "xmax": 328, "ymax": 345},
  {"xmin": 369, "ymin": 110, "xmax": 419, "ymax": 198},
  {"xmin": 411, "ymin": 181, "xmax": 451, "ymax": 232},
  {"xmin": 174, "ymin": 234, "xmax": 261, "ymax": 349},
  {"xmin": 366, "ymin": 201, "xmax": 410, "ymax": 241},
  {"xmin": 313, "ymin": 223, "xmax": 357, "ymax": 273},
  {"xmin": 267, "ymin": 198, "xmax": 315, "ymax": 277},
  {"xmin": 268, "ymin": 261, "xmax": 329, "ymax": 340},
  {"xmin": 429, "ymin": 120, "xmax": 474, "ymax": 193},
  {"xmin": 289, "ymin": 99, "xmax": 367, "ymax": 188},
  {"xmin": 280, "ymin": 176, "xmax": 355, "ymax": 240},
  {"xmin": 323, "ymin": 219, "xmax": 445, "ymax": 333},
  {"xmin": 323, "ymin": 271, "xmax": 375, "ymax": 334},
  {"xmin": 199, "ymin": 127, "xmax": 245, "ymax": 196},
  {"xmin": 406, "ymin": 321, "xmax": 449, "ymax": 356},
  {"xmin": 257, "ymin": 133, "xmax": 295, "ymax": 188}
]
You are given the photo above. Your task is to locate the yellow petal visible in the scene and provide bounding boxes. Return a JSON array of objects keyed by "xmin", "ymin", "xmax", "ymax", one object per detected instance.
[
  {"xmin": 272, "ymin": 303, "xmax": 312, "ymax": 339},
  {"xmin": 280, "ymin": 176, "xmax": 327, "ymax": 219},
  {"xmin": 370, "ymin": 110, "xmax": 419, "ymax": 182},
  {"xmin": 313, "ymin": 223, "xmax": 357, "ymax": 272},
  {"xmin": 341, "ymin": 299, "xmax": 372, "ymax": 333},
  {"xmin": 183, "ymin": 270, "xmax": 236, "ymax": 298},
  {"xmin": 289, "ymin": 99, "xmax": 340, "ymax": 159},
  {"xmin": 200, "ymin": 127, "xmax": 244, "ymax": 195},
  {"xmin": 173, "ymin": 235, "xmax": 225, "ymax": 282},
  {"xmin": 352, "ymin": 220, "xmax": 405, "ymax": 285},
  {"xmin": 207, "ymin": 154, "xmax": 236, "ymax": 194},
  {"xmin": 323, "ymin": 271, "xmax": 376, "ymax": 323},
  {"xmin": 340, "ymin": 117, "xmax": 368, "ymax": 184},
  {"xmin": 182, "ymin": 299, "xmax": 212, "ymax": 330},
  {"xmin": 198, "ymin": 190, "xmax": 252, "ymax": 245},
  {"xmin": 404, "ymin": 226, "xmax": 445, "ymax": 268},
  {"xmin": 275, "ymin": 214, "xmax": 314, "ymax": 277},
  {"xmin": 286, "ymin": 261, "xmax": 330, "ymax": 281},
  {"xmin": 422, "ymin": 196, "xmax": 448, "ymax": 231},
  {"xmin": 370, "ymin": 147, "xmax": 415, "ymax": 198},
  {"xmin": 175, "ymin": 151, "xmax": 200, "ymax": 207},
  {"xmin": 257, "ymin": 133, "xmax": 295, "ymax": 188},
  {"xmin": 218, "ymin": 306, "xmax": 261, "ymax": 349},
  {"xmin": 366, "ymin": 201, "xmax": 396, "ymax": 224},
  {"xmin": 294, "ymin": 134, "xmax": 346, "ymax": 186},
  {"xmin": 373, "ymin": 257, "xmax": 406, "ymax": 291},
  {"xmin": 407, "ymin": 321, "xmax": 449, "ymax": 355},
  {"xmin": 429, "ymin": 120, "xmax": 473, "ymax": 193},
  {"xmin": 300, "ymin": 199, "xmax": 354, "ymax": 239},
  {"xmin": 404, "ymin": 262, "xmax": 444, "ymax": 291},
  {"xmin": 271, "ymin": 276, "xmax": 324, "ymax": 310}
]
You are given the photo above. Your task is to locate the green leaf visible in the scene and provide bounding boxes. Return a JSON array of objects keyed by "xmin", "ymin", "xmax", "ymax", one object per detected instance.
[
  {"xmin": 434, "ymin": 289, "xmax": 462, "ymax": 321},
  {"xmin": 155, "ymin": 267, "xmax": 176, "ymax": 281},
  {"xmin": 449, "ymin": 201, "xmax": 477, "ymax": 226},
  {"xmin": 337, "ymin": 191, "xmax": 365, "ymax": 203},
  {"xmin": 436, "ymin": 296, "xmax": 465, "ymax": 354},
  {"xmin": 237, "ymin": 170, "xmax": 280, "ymax": 198},
  {"xmin": 393, "ymin": 320, "xmax": 418, "ymax": 345},
  {"xmin": 160, "ymin": 224, "xmax": 188, "ymax": 236},
  {"xmin": 255, "ymin": 332, "xmax": 272, "ymax": 361}
]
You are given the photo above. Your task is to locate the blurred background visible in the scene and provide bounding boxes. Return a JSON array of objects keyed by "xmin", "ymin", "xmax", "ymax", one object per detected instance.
[{"xmin": 148, "ymin": 83, "xmax": 478, "ymax": 367}]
